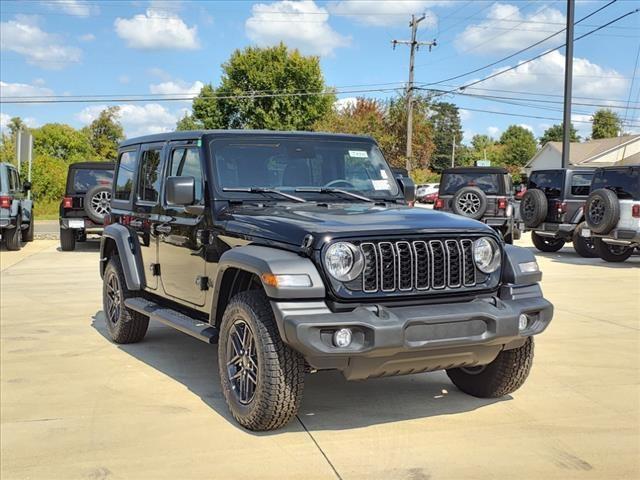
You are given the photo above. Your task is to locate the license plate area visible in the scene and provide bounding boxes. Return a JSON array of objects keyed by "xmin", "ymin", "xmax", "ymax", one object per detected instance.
[
  {"xmin": 68, "ymin": 219, "xmax": 84, "ymax": 229},
  {"xmin": 581, "ymin": 228, "xmax": 591, "ymax": 238}
]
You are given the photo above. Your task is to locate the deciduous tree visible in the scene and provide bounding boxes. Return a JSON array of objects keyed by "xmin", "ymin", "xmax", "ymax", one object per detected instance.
[
  {"xmin": 538, "ymin": 123, "xmax": 579, "ymax": 145},
  {"xmin": 591, "ymin": 109, "xmax": 622, "ymax": 139},
  {"xmin": 82, "ymin": 107, "xmax": 124, "ymax": 160}
]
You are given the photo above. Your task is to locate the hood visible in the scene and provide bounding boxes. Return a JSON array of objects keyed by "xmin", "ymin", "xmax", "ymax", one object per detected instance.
[{"xmin": 223, "ymin": 203, "xmax": 496, "ymax": 247}]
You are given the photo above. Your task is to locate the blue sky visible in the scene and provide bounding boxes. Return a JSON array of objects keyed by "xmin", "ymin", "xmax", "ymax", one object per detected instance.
[{"xmin": 1, "ymin": 0, "xmax": 639, "ymax": 143}]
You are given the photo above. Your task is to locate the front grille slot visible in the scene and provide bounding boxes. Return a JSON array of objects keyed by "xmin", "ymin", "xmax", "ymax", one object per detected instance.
[{"xmin": 359, "ymin": 238, "xmax": 478, "ymax": 294}]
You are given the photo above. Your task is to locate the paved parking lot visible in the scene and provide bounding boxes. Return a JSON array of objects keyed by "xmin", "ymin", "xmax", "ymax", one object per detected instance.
[{"xmin": 1, "ymin": 236, "xmax": 639, "ymax": 480}]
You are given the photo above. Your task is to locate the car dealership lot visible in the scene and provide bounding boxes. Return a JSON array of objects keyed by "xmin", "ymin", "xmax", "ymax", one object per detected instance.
[{"xmin": 1, "ymin": 238, "xmax": 638, "ymax": 480}]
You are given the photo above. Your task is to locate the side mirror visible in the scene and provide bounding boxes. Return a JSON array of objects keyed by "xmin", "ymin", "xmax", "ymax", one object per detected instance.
[
  {"xmin": 166, "ymin": 176, "xmax": 195, "ymax": 206},
  {"xmin": 397, "ymin": 177, "xmax": 416, "ymax": 204},
  {"xmin": 23, "ymin": 181, "xmax": 31, "ymax": 192}
]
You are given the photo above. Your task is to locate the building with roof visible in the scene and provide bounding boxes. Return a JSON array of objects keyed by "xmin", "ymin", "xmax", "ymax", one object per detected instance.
[{"xmin": 525, "ymin": 134, "xmax": 640, "ymax": 174}]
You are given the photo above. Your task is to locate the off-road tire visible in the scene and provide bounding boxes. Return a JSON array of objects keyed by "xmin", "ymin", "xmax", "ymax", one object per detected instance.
[
  {"xmin": 531, "ymin": 231, "xmax": 565, "ymax": 252},
  {"xmin": 521, "ymin": 189, "xmax": 548, "ymax": 228},
  {"xmin": 572, "ymin": 222, "xmax": 597, "ymax": 258},
  {"xmin": 5, "ymin": 224, "xmax": 22, "ymax": 251},
  {"xmin": 85, "ymin": 185, "xmax": 111, "ymax": 224},
  {"xmin": 218, "ymin": 290, "xmax": 305, "ymax": 431},
  {"xmin": 102, "ymin": 256, "xmax": 149, "ymax": 343},
  {"xmin": 451, "ymin": 186, "xmax": 488, "ymax": 220},
  {"xmin": 447, "ymin": 337, "xmax": 534, "ymax": 398},
  {"xmin": 585, "ymin": 188, "xmax": 619, "ymax": 234},
  {"xmin": 21, "ymin": 215, "xmax": 34, "ymax": 242},
  {"xmin": 593, "ymin": 238, "xmax": 633, "ymax": 263},
  {"xmin": 60, "ymin": 228, "xmax": 76, "ymax": 251}
]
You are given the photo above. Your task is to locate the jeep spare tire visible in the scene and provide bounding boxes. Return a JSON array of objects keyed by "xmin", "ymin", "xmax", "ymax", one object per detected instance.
[
  {"xmin": 585, "ymin": 188, "xmax": 619, "ymax": 234},
  {"xmin": 521, "ymin": 189, "xmax": 547, "ymax": 228},
  {"xmin": 85, "ymin": 185, "xmax": 111, "ymax": 224},
  {"xmin": 452, "ymin": 186, "xmax": 487, "ymax": 220}
]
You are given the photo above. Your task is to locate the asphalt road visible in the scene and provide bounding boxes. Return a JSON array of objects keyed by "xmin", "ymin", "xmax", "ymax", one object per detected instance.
[{"xmin": 1, "ymin": 236, "xmax": 638, "ymax": 479}]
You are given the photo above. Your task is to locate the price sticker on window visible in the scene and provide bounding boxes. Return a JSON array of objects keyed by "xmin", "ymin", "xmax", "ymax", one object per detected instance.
[{"xmin": 348, "ymin": 150, "xmax": 368, "ymax": 158}]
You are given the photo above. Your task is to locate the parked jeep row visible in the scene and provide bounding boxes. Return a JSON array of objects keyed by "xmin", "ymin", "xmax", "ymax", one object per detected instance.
[{"xmin": 0, "ymin": 162, "xmax": 34, "ymax": 251}]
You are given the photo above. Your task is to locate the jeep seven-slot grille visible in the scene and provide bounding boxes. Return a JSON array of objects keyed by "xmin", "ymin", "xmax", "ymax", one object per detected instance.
[{"xmin": 360, "ymin": 239, "xmax": 476, "ymax": 294}]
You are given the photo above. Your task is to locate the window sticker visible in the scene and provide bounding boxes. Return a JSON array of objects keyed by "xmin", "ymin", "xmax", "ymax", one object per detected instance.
[
  {"xmin": 372, "ymin": 179, "xmax": 390, "ymax": 190},
  {"xmin": 349, "ymin": 150, "xmax": 368, "ymax": 158},
  {"xmin": 380, "ymin": 170, "xmax": 388, "ymax": 179}
]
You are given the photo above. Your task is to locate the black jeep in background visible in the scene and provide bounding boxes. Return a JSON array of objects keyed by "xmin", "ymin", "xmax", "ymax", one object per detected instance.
[
  {"xmin": 0, "ymin": 162, "xmax": 33, "ymax": 251},
  {"xmin": 434, "ymin": 167, "xmax": 521, "ymax": 243},
  {"xmin": 521, "ymin": 168, "xmax": 596, "ymax": 257},
  {"xmin": 98, "ymin": 131, "xmax": 553, "ymax": 431},
  {"xmin": 59, "ymin": 161, "xmax": 114, "ymax": 251}
]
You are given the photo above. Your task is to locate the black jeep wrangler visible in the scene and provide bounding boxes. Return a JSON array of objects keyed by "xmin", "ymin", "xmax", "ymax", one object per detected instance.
[
  {"xmin": 521, "ymin": 168, "xmax": 596, "ymax": 257},
  {"xmin": 0, "ymin": 162, "xmax": 33, "ymax": 250},
  {"xmin": 59, "ymin": 161, "xmax": 114, "ymax": 251},
  {"xmin": 99, "ymin": 131, "xmax": 553, "ymax": 431},
  {"xmin": 434, "ymin": 167, "xmax": 521, "ymax": 243},
  {"xmin": 582, "ymin": 165, "xmax": 639, "ymax": 263}
]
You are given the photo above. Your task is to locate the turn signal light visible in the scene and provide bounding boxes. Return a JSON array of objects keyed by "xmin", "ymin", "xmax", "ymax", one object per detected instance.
[
  {"xmin": 434, "ymin": 197, "xmax": 444, "ymax": 209},
  {"xmin": 633, "ymin": 204, "xmax": 640, "ymax": 218},
  {"xmin": 497, "ymin": 197, "xmax": 508, "ymax": 210},
  {"xmin": 62, "ymin": 196, "xmax": 73, "ymax": 209},
  {"xmin": 0, "ymin": 196, "xmax": 11, "ymax": 209}
]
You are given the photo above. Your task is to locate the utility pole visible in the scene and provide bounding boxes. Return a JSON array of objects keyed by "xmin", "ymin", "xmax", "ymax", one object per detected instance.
[
  {"xmin": 392, "ymin": 15, "xmax": 436, "ymax": 173},
  {"xmin": 451, "ymin": 134, "xmax": 456, "ymax": 168},
  {"xmin": 561, "ymin": 0, "xmax": 575, "ymax": 169}
]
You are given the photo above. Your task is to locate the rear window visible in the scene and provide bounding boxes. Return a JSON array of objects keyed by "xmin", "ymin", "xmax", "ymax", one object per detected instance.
[
  {"xmin": 529, "ymin": 171, "xmax": 564, "ymax": 198},
  {"xmin": 440, "ymin": 173, "xmax": 501, "ymax": 195},
  {"xmin": 570, "ymin": 173, "xmax": 593, "ymax": 196},
  {"xmin": 591, "ymin": 168, "xmax": 640, "ymax": 200},
  {"xmin": 71, "ymin": 169, "xmax": 113, "ymax": 193}
]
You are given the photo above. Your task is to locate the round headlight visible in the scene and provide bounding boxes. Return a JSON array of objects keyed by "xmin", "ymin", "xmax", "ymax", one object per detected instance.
[
  {"xmin": 324, "ymin": 242, "xmax": 364, "ymax": 281},
  {"xmin": 473, "ymin": 237, "xmax": 501, "ymax": 273}
]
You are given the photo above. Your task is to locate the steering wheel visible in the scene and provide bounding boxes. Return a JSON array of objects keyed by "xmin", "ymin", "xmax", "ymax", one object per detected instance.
[{"xmin": 324, "ymin": 179, "xmax": 356, "ymax": 189}]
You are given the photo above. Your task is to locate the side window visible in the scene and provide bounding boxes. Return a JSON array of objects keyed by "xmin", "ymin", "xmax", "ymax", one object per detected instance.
[
  {"xmin": 137, "ymin": 148, "xmax": 162, "ymax": 203},
  {"xmin": 571, "ymin": 173, "xmax": 592, "ymax": 196},
  {"xmin": 114, "ymin": 150, "xmax": 138, "ymax": 201},
  {"xmin": 7, "ymin": 169, "xmax": 16, "ymax": 191},
  {"xmin": 168, "ymin": 148, "xmax": 203, "ymax": 203}
]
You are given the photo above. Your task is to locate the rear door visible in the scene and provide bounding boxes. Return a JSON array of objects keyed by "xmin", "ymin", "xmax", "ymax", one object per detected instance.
[{"xmin": 157, "ymin": 143, "xmax": 207, "ymax": 306}]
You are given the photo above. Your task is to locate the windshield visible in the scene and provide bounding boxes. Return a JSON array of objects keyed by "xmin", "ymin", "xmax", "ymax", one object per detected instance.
[
  {"xmin": 210, "ymin": 138, "xmax": 399, "ymax": 200},
  {"xmin": 591, "ymin": 168, "xmax": 640, "ymax": 200},
  {"xmin": 440, "ymin": 173, "xmax": 501, "ymax": 195},
  {"xmin": 529, "ymin": 171, "xmax": 564, "ymax": 198},
  {"xmin": 71, "ymin": 169, "xmax": 113, "ymax": 193}
]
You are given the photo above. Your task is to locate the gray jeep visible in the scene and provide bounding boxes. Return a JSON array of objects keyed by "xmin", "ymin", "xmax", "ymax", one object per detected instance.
[
  {"xmin": 0, "ymin": 162, "xmax": 33, "ymax": 251},
  {"xmin": 99, "ymin": 131, "xmax": 554, "ymax": 431}
]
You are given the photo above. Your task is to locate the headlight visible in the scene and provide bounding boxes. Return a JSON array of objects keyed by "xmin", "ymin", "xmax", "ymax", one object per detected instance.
[
  {"xmin": 473, "ymin": 237, "xmax": 501, "ymax": 273},
  {"xmin": 324, "ymin": 242, "xmax": 364, "ymax": 281}
]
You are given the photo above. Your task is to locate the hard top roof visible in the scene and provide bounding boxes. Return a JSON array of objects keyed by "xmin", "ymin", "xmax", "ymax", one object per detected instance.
[
  {"xmin": 442, "ymin": 166, "xmax": 508, "ymax": 175},
  {"xmin": 68, "ymin": 161, "xmax": 115, "ymax": 170}
]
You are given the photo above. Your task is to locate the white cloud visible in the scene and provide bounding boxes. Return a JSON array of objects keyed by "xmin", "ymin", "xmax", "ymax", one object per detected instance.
[
  {"xmin": 0, "ymin": 17, "xmax": 82, "ymax": 69},
  {"xmin": 114, "ymin": 9, "xmax": 199, "ymax": 50},
  {"xmin": 487, "ymin": 126, "xmax": 501, "ymax": 138},
  {"xmin": 456, "ymin": 3, "xmax": 565, "ymax": 54},
  {"xmin": 0, "ymin": 80, "xmax": 54, "ymax": 98},
  {"xmin": 43, "ymin": 0, "xmax": 99, "ymax": 17},
  {"xmin": 518, "ymin": 123, "xmax": 534, "ymax": 133},
  {"xmin": 78, "ymin": 33, "xmax": 95, "ymax": 42},
  {"xmin": 328, "ymin": 1, "xmax": 442, "ymax": 27},
  {"xmin": 0, "ymin": 113, "xmax": 37, "ymax": 132},
  {"xmin": 149, "ymin": 79, "xmax": 204, "ymax": 97},
  {"xmin": 76, "ymin": 103, "xmax": 179, "ymax": 138},
  {"xmin": 0, "ymin": 113, "xmax": 9, "ymax": 132},
  {"xmin": 334, "ymin": 97, "xmax": 358, "ymax": 112},
  {"xmin": 246, "ymin": 0, "xmax": 350, "ymax": 57}
]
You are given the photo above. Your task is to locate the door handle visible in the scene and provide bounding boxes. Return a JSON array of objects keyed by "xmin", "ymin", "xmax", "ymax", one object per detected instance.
[{"xmin": 155, "ymin": 224, "xmax": 171, "ymax": 234}]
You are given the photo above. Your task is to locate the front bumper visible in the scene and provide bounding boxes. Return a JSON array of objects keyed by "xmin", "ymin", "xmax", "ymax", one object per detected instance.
[{"xmin": 272, "ymin": 284, "xmax": 553, "ymax": 380}]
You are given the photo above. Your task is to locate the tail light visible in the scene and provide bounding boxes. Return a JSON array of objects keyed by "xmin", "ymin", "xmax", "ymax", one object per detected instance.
[
  {"xmin": 103, "ymin": 214, "xmax": 112, "ymax": 226},
  {"xmin": 62, "ymin": 196, "xmax": 73, "ymax": 209},
  {"xmin": 633, "ymin": 204, "xmax": 640, "ymax": 218},
  {"xmin": 497, "ymin": 197, "xmax": 508, "ymax": 210},
  {"xmin": 557, "ymin": 201, "xmax": 567, "ymax": 214},
  {"xmin": 0, "ymin": 196, "xmax": 11, "ymax": 209},
  {"xmin": 434, "ymin": 197, "xmax": 444, "ymax": 210}
]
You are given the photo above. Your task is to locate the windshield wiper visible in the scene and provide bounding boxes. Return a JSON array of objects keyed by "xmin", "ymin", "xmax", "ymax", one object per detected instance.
[
  {"xmin": 295, "ymin": 187, "xmax": 374, "ymax": 203},
  {"xmin": 222, "ymin": 187, "xmax": 306, "ymax": 203}
]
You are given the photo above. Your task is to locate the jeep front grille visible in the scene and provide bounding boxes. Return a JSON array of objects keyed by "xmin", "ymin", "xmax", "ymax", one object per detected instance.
[{"xmin": 359, "ymin": 239, "xmax": 476, "ymax": 293}]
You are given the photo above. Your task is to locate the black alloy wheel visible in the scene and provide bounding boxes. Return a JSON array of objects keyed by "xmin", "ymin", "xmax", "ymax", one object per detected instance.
[
  {"xmin": 226, "ymin": 320, "xmax": 259, "ymax": 405},
  {"xmin": 105, "ymin": 270, "xmax": 122, "ymax": 326}
]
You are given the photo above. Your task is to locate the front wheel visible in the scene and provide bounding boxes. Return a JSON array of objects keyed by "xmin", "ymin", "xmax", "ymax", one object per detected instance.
[
  {"xmin": 218, "ymin": 290, "xmax": 305, "ymax": 431},
  {"xmin": 447, "ymin": 337, "xmax": 534, "ymax": 398},
  {"xmin": 593, "ymin": 238, "xmax": 633, "ymax": 263},
  {"xmin": 531, "ymin": 231, "xmax": 565, "ymax": 252}
]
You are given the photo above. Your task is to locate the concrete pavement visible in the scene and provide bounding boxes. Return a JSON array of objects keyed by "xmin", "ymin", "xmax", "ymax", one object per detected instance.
[{"xmin": 1, "ymin": 236, "xmax": 638, "ymax": 479}]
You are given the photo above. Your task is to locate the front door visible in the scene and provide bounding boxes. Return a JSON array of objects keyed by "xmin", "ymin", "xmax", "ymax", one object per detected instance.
[{"xmin": 158, "ymin": 144, "xmax": 207, "ymax": 306}]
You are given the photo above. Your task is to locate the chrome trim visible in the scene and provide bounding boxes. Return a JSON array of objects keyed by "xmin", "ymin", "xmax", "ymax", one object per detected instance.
[
  {"xmin": 445, "ymin": 239, "xmax": 462, "ymax": 288},
  {"xmin": 395, "ymin": 241, "xmax": 414, "ymax": 291},
  {"xmin": 429, "ymin": 240, "xmax": 446, "ymax": 289},
  {"xmin": 460, "ymin": 239, "xmax": 476, "ymax": 287},
  {"xmin": 412, "ymin": 240, "xmax": 429, "ymax": 290},
  {"xmin": 360, "ymin": 242, "xmax": 378, "ymax": 293},
  {"xmin": 378, "ymin": 242, "xmax": 396, "ymax": 292}
]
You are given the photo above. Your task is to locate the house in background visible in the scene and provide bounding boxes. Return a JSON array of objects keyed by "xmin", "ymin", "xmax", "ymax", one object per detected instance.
[{"xmin": 525, "ymin": 134, "xmax": 640, "ymax": 174}]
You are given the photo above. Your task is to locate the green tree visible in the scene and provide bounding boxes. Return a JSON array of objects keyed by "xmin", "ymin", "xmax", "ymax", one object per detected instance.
[
  {"xmin": 538, "ymin": 123, "xmax": 580, "ymax": 145},
  {"xmin": 82, "ymin": 107, "xmax": 124, "ymax": 160},
  {"xmin": 591, "ymin": 109, "xmax": 622, "ymax": 139},
  {"xmin": 471, "ymin": 134, "xmax": 495, "ymax": 152},
  {"xmin": 499, "ymin": 125, "xmax": 537, "ymax": 167},
  {"xmin": 429, "ymin": 102, "xmax": 463, "ymax": 171},
  {"xmin": 191, "ymin": 43, "xmax": 334, "ymax": 130},
  {"xmin": 7, "ymin": 117, "xmax": 27, "ymax": 136},
  {"xmin": 176, "ymin": 112, "xmax": 203, "ymax": 131},
  {"xmin": 32, "ymin": 123, "xmax": 97, "ymax": 163}
]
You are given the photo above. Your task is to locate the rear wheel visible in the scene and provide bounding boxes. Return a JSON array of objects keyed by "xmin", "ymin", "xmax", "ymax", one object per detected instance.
[
  {"xmin": 447, "ymin": 337, "xmax": 534, "ymax": 398},
  {"xmin": 531, "ymin": 231, "xmax": 565, "ymax": 252},
  {"xmin": 593, "ymin": 238, "xmax": 633, "ymax": 263},
  {"xmin": 60, "ymin": 228, "xmax": 76, "ymax": 251},
  {"xmin": 218, "ymin": 290, "xmax": 305, "ymax": 431},
  {"xmin": 572, "ymin": 222, "xmax": 597, "ymax": 258},
  {"xmin": 21, "ymin": 216, "xmax": 34, "ymax": 243},
  {"xmin": 5, "ymin": 224, "xmax": 22, "ymax": 251}
]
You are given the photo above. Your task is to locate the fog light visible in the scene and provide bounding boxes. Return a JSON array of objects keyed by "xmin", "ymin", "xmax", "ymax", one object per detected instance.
[
  {"xmin": 518, "ymin": 314, "xmax": 528, "ymax": 331},
  {"xmin": 333, "ymin": 328, "xmax": 352, "ymax": 348}
]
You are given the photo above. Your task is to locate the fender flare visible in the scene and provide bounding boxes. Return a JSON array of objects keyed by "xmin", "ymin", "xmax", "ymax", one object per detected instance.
[
  {"xmin": 502, "ymin": 244, "xmax": 542, "ymax": 285},
  {"xmin": 570, "ymin": 205, "xmax": 584, "ymax": 224},
  {"xmin": 100, "ymin": 223, "xmax": 146, "ymax": 290},
  {"xmin": 20, "ymin": 199, "xmax": 33, "ymax": 224}
]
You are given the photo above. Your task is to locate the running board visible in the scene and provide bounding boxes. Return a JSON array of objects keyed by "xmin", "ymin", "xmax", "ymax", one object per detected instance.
[{"xmin": 124, "ymin": 297, "xmax": 219, "ymax": 344}]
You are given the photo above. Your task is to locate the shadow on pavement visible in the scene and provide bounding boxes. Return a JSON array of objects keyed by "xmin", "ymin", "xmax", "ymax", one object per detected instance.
[
  {"xmin": 56, "ymin": 239, "xmax": 101, "ymax": 253},
  {"xmin": 526, "ymin": 246, "xmax": 640, "ymax": 269},
  {"xmin": 91, "ymin": 311, "xmax": 507, "ymax": 433}
]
